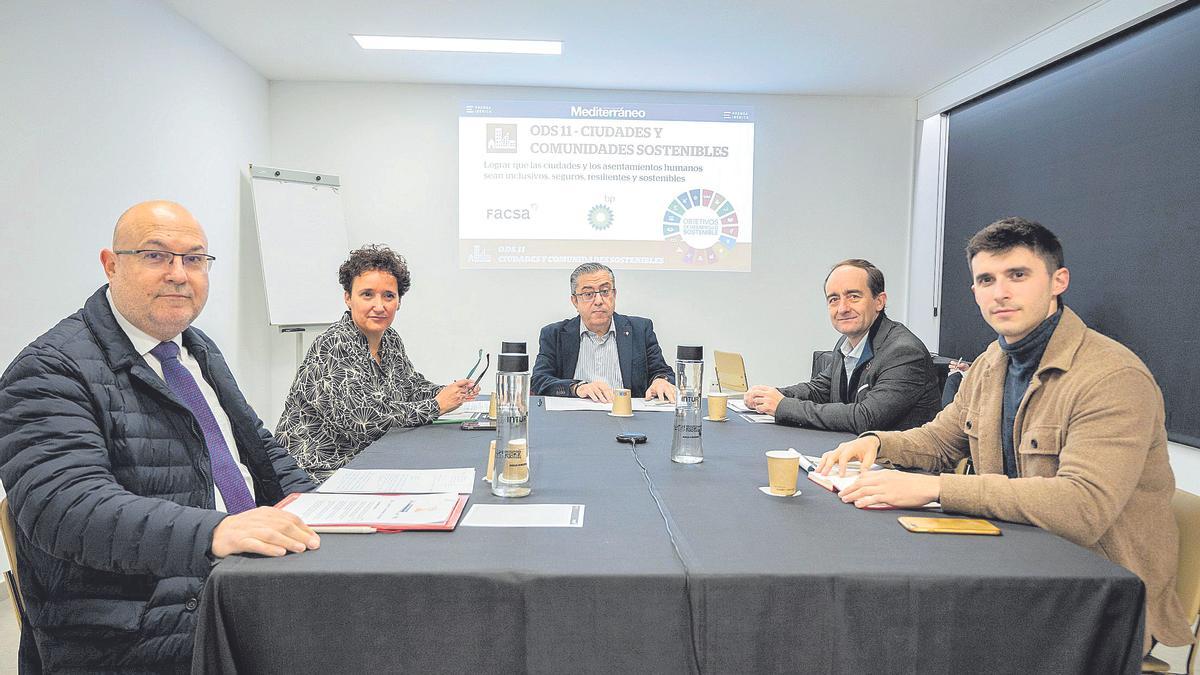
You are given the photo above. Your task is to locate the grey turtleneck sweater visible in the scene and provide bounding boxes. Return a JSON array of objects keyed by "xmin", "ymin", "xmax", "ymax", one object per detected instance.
[{"xmin": 998, "ymin": 305, "xmax": 1064, "ymax": 478}]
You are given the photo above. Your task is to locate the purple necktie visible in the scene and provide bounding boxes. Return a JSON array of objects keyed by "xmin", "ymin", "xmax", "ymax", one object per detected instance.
[{"xmin": 151, "ymin": 341, "xmax": 256, "ymax": 514}]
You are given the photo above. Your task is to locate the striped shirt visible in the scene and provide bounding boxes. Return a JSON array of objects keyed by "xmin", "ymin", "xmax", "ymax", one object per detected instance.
[{"xmin": 573, "ymin": 318, "xmax": 624, "ymax": 388}]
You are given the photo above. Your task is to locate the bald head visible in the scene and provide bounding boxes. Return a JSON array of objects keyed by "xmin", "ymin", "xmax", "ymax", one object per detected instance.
[
  {"xmin": 101, "ymin": 201, "xmax": 211, "ymax": 341},
  {"xmin": 112, "ymin": 200, "xmax": 207, "ymax": 249}
]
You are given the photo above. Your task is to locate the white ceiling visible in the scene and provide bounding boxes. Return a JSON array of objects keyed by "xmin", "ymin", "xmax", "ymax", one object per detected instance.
[{"xmin": 165, "ymin": 0, "xmax": 1101, "ymax": 97}]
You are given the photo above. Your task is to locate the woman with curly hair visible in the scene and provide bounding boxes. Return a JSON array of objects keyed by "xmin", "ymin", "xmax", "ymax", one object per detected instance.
[{"xmin": 275, "ymin": 244, "xmax": 477, "ymax": 481}]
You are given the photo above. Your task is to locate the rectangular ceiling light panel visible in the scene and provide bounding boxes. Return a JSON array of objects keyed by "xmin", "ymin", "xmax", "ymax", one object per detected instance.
[{"xmin": 353, "ymin": 35, "xmax": 562, "ymax": 55}]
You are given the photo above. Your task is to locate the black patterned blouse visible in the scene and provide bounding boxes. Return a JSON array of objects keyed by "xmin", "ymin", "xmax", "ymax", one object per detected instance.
[{"xmin": 275, "ymin": 313, "xmax": 443, "ymax": 481}]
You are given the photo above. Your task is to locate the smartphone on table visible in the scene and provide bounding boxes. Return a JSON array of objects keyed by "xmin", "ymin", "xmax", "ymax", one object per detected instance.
[{"xmin": 897, "ymin": 517, "xmax": 1001, "ymax": 535}]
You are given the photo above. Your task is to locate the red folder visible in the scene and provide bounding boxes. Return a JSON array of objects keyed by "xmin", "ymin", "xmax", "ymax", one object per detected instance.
[{"xmin": 275, "ymin": 493, "xmax": 469, "ymax": 532}]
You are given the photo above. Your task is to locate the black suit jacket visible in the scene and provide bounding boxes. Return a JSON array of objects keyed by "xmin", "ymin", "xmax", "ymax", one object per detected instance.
[
  {"xmin": 0, "ymin": 286, "xmax": 314, "ymax": 672},
  {"xmin": 775, "ymin": 312, "xmax": 941, "ymax": 433},
  {"xmin": 532, "ymin": 313, "xmax": 675, "ymax": 397}
]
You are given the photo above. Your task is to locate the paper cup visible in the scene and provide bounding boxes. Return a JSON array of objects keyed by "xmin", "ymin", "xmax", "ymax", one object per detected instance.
[
  {"xmin": 486, "ymin": 439, "xmax": 496, "ymax": 482},
  {"xmin": 707, "ymin": 392, "xmax": 730, "ymax": 420},
  {"xmin": 488, "ymin": 395, "xmax": 497, "ymax": 420},
  {"xmin": 766, "ymin": 449, "xmax": 802, "ymax": 496},
  {"xmin": 501, "ymin": 439, "xmax": 529, "ymax": 482},
  {"xmin": 612, "ymin": 388, "xmax": 633, "ymax": 416}
]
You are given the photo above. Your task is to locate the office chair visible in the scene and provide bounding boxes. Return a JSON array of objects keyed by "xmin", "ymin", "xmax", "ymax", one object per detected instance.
[
  {"xmin": 811, "ymin": 350, "xmax": 834, "ymax": 380},
  {"xmin": 0, "ymin": 498, "xmax": 26, "ymax": 628},
  {"xmin": 942, "ymin": 371, "xmax": 964, "ymax": 410},
  {"xmin": 1143, "ymin": 489, "xmax": 1200, "ymax": 674}
]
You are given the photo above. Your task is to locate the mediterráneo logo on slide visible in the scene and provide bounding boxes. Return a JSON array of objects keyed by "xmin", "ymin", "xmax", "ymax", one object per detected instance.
[{"xmin": 570, "ymin": 105, "xmax": 647, "ymax": 119}]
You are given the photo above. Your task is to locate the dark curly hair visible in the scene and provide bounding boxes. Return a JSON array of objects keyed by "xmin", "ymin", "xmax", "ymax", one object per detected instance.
[{"xmin": 338, "ymin": 244, "xmax": 412, "ymax": 297}]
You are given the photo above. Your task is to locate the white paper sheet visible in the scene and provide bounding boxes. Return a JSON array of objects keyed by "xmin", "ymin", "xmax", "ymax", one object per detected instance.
[
  {"xmin": 637, "ymin": 398, "xmax": 677, "ymax": 411},
  {"xmin": 728, "ymin": 399, "xmax": 752, "ymax": 413},
  {"xmin": 460, "ymin": 504, "xmax": 585, "ymax": 527},
  {"xmin": 739, "ymin": 413, "xmax": 776, "ymax": 423},
  {"xmin": 316, "ymin": 468, "xmax": 476, "ymax": 494},
  {"xmin": 543, "ymin": 396, "xmax": 676, "ymax": 412},
  {"xmin": 801, "ymin": 455, "xmax": 881, "ymax": 471},
  {"xmin": 282, "ymin": 492, "xmax": 460, "ymax": 526},
  {"xmin": 806, "ymin": 466, "xmax": 939, "ymax": 509},
  {"xmin": 457, "ymin": 400, "xmax": 491, "ymax": 413},
  {"xmin": 807, "ymin": 469, "xmax": 861, "ymax": 492},
  {"xmin": 434, "ymin": 410, "xmax": 481, "ymax": 422}
]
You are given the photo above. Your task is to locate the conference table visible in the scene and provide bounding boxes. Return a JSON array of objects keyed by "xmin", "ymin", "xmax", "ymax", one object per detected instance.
[{"xmin": 192, "ymin": 398, "xmax": 1144, "ymax": 674}]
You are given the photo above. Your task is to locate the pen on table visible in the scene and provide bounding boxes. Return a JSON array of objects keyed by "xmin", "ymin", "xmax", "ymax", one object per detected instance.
[
  {"xmin": 311, "ymin": 526, "xmax": 377, "ymax": 534},
  {"xmin": 798, "ymin": 455, "xmax": 819, "ymax": 474}
]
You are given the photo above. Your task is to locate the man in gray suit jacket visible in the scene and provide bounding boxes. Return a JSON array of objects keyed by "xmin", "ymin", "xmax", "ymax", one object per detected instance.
[{"xmin": 745, "ymin": 259, "xmax": 940, "ymax": 433}]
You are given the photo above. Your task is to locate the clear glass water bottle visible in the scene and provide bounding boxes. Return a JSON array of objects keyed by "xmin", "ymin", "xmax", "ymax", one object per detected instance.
[
  {"xmin": 671, "ymin": 345, "xmax": 704, "ymax": 464},
  {"xmin": 492, "ymin": 353, "xmax": 531, "ymax": 497},
  {"xmin": 490, "ymin": 343, "xmax": 526, "ymax": 420}
]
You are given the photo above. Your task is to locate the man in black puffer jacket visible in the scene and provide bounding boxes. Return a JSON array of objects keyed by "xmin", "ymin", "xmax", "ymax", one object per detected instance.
[{"xmin": 0, "ymin": 200, "xmax": 319, "ymax": 673}]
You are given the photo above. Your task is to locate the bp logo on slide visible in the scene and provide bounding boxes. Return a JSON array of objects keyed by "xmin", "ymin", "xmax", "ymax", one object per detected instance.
[
  {"xmin": 662, "ymin": 189, "xmax": 738, "ymax": 264},
  {"xmin": 588, "ymin": 204, "xmax": 614, "ymax": 231}
]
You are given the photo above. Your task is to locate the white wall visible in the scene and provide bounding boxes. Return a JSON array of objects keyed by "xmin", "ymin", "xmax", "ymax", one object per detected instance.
[
  {"xmin": 1168, "ymin": 445, "xmax": 1200, "ymax": 494},
  {"xmin": 0, "ymin": 1, "xmax": 271, "ymax": 567},
  {"xmin": 0, "ymin": 0, "xmax": 271, "ymax": 408},
  {"xmin": 264, "ymin": 82, "xmax": 917, "ymax": 424}
]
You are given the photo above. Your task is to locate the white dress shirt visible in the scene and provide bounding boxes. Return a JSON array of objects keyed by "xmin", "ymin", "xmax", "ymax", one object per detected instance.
[
  {"xmin": 573, "ymin": 318, "xmax": 624, "ymax": 389},
  {"xmin": 107, "ymin": 291, "xmax": 256, "ymax": 512},
  {"xmin": 840, "ymin": 333, "xmax": 869, "ymax": 383}
]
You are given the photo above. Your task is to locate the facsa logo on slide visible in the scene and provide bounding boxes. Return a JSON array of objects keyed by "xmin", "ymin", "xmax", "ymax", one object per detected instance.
[
  {"xmin": 486, "ymin": 208, "xmax": 532, "ymax": 220},
  {"xmin": 486, "ymin": 124, "xmax": 518, "ymax": 153}
]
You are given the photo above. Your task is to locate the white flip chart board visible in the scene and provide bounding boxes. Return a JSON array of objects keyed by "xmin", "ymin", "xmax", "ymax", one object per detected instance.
[{"xmin": 249, "ymin": 165, "xmax": 350, "ymax": 327}]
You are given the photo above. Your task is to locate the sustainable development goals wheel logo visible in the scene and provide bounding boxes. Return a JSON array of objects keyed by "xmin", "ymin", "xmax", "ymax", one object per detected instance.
[{"xmin": 662, "ymin": 189, "xmax": 739, "ymax": 264}]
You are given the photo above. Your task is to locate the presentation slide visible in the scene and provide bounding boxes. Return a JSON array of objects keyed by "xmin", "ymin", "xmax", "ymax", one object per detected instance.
[{"xmin": 459, "ymin": 101, "xmax": 754, "ymax": 271}]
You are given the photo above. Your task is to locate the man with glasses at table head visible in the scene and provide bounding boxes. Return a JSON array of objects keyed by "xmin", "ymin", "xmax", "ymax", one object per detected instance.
[
  {"xmin": 532, "ymin": 262, "xmax": 676, "ymax": 402},
  {"xmin": 0, "ymin": 200, "xmax": 319, "ymax": 673}
]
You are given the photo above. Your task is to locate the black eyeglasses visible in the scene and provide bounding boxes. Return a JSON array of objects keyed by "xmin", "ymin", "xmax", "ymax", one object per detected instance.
[
  {"xmin": 573, "ymin": 288, "xmax": 615, "ymax": 302},
  {"xmin": 114, "ymin": 249, "xmax": 217, "ymax": 271}
]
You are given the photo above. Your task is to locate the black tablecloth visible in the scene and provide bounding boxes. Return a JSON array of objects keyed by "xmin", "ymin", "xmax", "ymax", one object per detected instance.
[{"xmin": 193, "ymin": 399, "xmax": 1144, "ymax": 674}]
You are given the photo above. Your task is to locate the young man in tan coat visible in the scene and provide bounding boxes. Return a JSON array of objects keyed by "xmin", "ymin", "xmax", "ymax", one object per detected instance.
[{"xmin": 819, "ymin": 217, "xmax": 1192, "ymax": 652}]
